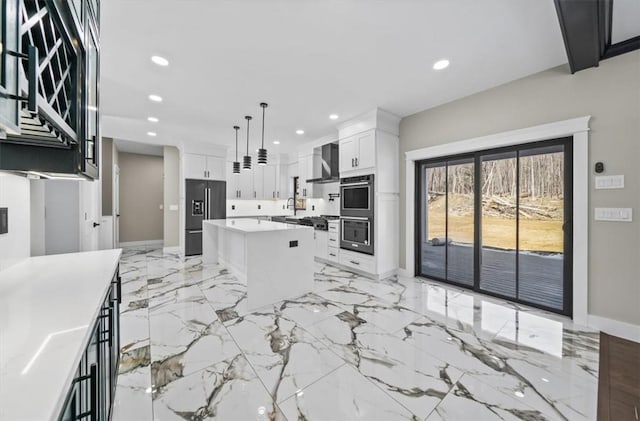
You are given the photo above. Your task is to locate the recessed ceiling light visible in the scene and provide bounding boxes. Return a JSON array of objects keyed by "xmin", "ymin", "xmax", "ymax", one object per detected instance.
[
  {"xmin": 151, "ymin": 56, "xmax": 169, "ymax": 66},
  {"xmin": 329, "ymin": 114, "xmax": 339, "ymax": 120},
  {"xmin": 147, "ymin": 117, "xmax": 159, "ymax": 123},
  {"xmin": 296, "ymin": 129, "xmax": 304, "ymax": 135},
  {"xmin": 149, "ymin": 94, "xmax": 163, "ymax": 102},
  {"xmin": 147, "ymin": 131, "xmax": 157, "ymax": 137},
  {"xmin": 433, "ymin": 59, "xmax": 450, "ymax": 70},
  {"xmin": 273, "ymin": 140, "xmax": 280, "ymax": 145}
]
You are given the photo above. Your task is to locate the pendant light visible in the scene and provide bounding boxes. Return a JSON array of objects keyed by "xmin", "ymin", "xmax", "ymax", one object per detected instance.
[
  {"xmin": 258, "ymin": 102, "xmax": 268, "ymax": 165},
  {"xmin": 232, "ymin": 125, "xmax": 240, "ymax": 174},
  {"xmin": 243, "ymin": 116, "xmax": 252, "ymax": 170}
]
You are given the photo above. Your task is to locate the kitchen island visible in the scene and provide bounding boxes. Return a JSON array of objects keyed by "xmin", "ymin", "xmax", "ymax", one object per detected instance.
[
  {"xmin": 0, "ymin": 249, "xmax": 122, "ymax": 420},
  {"xmin": 203, "ymin": 218, "xmax": 314, "ymax": 309}
]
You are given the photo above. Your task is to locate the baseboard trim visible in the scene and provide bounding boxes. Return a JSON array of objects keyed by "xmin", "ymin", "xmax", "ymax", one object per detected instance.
[
  {"xmin": 119, "ymin": 240, "xmax": 164, "ymax": 247},
  {"xmin": 587, "ymin": 314, "xmax": 640, "ymax": 343},
  {"xmin": 397, "ymin": 268, "xmax": 413, "ymax": 278}
]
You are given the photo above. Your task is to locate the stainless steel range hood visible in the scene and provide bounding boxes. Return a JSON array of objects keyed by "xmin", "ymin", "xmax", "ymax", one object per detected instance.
[{"xmin": 306, "ymin": 143, "xmax": 339, "ymax": 184}]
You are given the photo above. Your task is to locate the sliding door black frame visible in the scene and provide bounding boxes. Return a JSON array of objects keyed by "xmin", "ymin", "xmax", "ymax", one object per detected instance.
[{"xmin": 415, "ymin": 137, "xmax": 573, "ymax": 317}]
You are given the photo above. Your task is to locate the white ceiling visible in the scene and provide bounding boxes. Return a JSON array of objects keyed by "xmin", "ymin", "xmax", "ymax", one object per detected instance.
[
  {"xmin": 100, "ymin": 0, "xmax": 568, "ymax": 154},
  {"xmin": 612, "ymin": 0, "xmax": 640, "ymax": 44}
]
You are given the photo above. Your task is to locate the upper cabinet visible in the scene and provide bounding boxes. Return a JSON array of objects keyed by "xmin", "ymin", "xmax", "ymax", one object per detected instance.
[
  {"xmin": 225, "ymin": 159, "xmax": 288, "ymax": 200},
  {"xmin": 0, "ymin": 0, "xmax": 102, "ymax": 179},
  {"xmin": 339, "ymin": 130, "xmax": 376, "ymax": 174},
  {"xmin": 184, "ymin": 153, "xmax": 225, "ymax": 180},
  {"xmin": 0, "ymin": 0, "xmax": 20, "ymax": 134}
]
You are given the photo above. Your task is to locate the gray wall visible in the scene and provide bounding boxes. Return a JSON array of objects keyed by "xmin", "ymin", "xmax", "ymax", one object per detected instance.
[
  {"xmin": 102, "ymin": 137, "xmax": 113, "ymax": 216},
  {"xmin": 163, "ymin": 146, "xmax": 180, "ymax": 247},
  {"xmin": 119, "ymin": 152, "xmax": 164, "ymax": 243},
  {"xmin": 399, "ymin": 51, "xmax": 640, "ymax": 326}
]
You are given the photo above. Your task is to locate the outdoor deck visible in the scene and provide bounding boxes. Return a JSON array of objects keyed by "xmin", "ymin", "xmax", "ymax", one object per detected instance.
[{"xmin": 421, "ymin": 242, "xmax": 564, "ymax": 310}]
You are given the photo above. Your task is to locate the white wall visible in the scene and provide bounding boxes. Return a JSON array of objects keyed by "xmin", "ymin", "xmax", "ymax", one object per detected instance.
[
  {"xmin": 30, "ymin": 180, "xmax": 45, "ymax": 256},
  {"xmin": 0, "ymin": 173, "xmax": 30, "ymax": 271},
  {"xmin": 44, "ymin": 180, "xmax": 80, "ymax": 255}
]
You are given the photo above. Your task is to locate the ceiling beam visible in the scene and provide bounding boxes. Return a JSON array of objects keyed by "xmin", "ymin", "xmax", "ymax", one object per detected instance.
[
  {"xmin": 554, "ymin": 0, "xmax": 602, "ymax": 74},
  {"xmin": 555, "ymin": 0, "xmax": 639, "ymax": 74}
]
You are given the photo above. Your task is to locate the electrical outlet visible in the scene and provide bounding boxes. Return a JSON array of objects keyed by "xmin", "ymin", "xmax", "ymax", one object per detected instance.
[
  {"xmin": 258, "ymin": 204, "xmax": 261, "ymax": 210},
  {"xmin": 594, "ymin": 207, "xmax": 632, "ymax": 222},
  {"xmin": 595, "ymin": 175, "xmax": 624, "ymax": 189},
  {"xmin": 312, "ymin": 205, "xmax": 315, "ymax": 211},
  {"xmin": 231, "ymin": 205, "xmax": 235, "ymax": 210},
  {"xmin": 0, "ymin": 208, "xmax": 8, "ymax": 234}
]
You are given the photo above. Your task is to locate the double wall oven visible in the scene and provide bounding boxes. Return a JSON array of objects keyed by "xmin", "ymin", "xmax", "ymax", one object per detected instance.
[{"xmin": 340, "ymin": 174, "xmax": 374, "ymax": 255}]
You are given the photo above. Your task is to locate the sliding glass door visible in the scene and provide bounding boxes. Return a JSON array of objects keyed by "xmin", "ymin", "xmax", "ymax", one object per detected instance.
[
  {"xmin": 416, "ymin": 138, "xmax": 572, "ymax": 316},
  {"xmin": 419, "ymin": 158, "xmax": 474, "ymax": 286}
]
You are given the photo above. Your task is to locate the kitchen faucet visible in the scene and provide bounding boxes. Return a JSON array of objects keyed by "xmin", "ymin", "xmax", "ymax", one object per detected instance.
[{"xmin": 286, "ymin": 197, "xmax": 296, "ymax": 215}]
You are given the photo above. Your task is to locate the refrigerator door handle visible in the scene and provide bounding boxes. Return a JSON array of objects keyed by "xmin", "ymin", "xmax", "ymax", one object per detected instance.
[
  {"xmin": 187, "ymin": 230, "xmax": 203, "ymax": 234},
  {"xmin": 205, "ymin": 188, "xmax": 211, "ymax": 220}
]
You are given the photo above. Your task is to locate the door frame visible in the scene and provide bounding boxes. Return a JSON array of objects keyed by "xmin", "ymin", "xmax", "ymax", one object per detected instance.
[
  {"xmin": 404, "ymin": 116, "xmax": 590, "ymax": 324},
  {"xmin": 414, "ymin": 138, "xmax": 573, "ymax": 316}
]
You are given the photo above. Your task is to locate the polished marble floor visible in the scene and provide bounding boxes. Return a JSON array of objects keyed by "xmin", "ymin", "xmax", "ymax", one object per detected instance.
[{"xmin": 112, "ymin": 246, "xmax": 599, "ymax": 420}]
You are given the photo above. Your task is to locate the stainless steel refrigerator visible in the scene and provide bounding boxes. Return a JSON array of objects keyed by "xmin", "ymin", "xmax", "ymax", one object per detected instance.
[{"xmin": 185, "ymin": 179, "xmax": 226, "ymax": 256}]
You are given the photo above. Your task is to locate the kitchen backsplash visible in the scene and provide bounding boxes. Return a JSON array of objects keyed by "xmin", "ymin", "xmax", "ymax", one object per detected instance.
[{"xmin": 226, "ymin": 197, "xmax": 339, "ymax": 218}]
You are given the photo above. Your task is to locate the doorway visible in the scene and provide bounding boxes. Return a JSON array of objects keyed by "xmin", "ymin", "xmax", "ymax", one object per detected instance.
[{"xmin": 416, "ymin": 138, "xmax": 573, "ymax": 315}]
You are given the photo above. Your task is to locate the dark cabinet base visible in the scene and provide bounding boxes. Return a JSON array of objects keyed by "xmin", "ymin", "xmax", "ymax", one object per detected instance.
[{"xmin": 598, "ymin": 332, "xmax": 640, "ymax": 420}]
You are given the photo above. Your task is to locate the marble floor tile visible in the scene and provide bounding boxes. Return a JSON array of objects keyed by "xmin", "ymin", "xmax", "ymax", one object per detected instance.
[
  {"xmin": 112, "ymin": 345, "xmax": 153, "ymax": 421},
  {"xmin": 199, "ymin": 275, "xmax": 249, "ymax": 322},
  {"xmin": 279, "ymin": 364, "xmax": 418, "ymax": 420},
  {"xmin": 307, "ymin": 311, "xmax": 463, "ymax": 418},
  {"xmin": 115, "ymin": 248, "xmax": 599, "ymax": 421},
  {"xmin": 426, "ymin": 373, "xmax": 554, "ymax": 421},
  {"xmin": 152, "ymin": 354, "xmax": 286, "ymax": 420},
  {"xmin": 120, "ymin": 308, "xmax": 150, "ymax": 353},
  {"xmin": 253, "ymin": 292, "xmax": 346, "ymax": 328},
  {"xmin": 225, "ymin": 309, "xmax": 346, "ymax": 403}
]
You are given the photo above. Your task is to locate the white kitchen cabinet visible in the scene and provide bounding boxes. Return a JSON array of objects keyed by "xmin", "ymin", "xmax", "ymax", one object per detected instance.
[
  {"xmin": 262, "ymin": 164, "xmax": 278, "ymax": 199},
  {"xmin": 226, "ymin": 162, "xmax": 238, "ymax": 199},
  {"xmin": 253, "ymin": 166, "xmax": 264, "ymax": 199},
  {"xmin": 314, "ymin": 230, "xmax": 328, "ymax": 260},
  {"xmin": 184, "ymin": 154, "xmax": 225, "ymax": 180},
  {"xmin": 298, "ymin": 153, "xmax": 320, "ymax": 198},
  {"xmin": 226, "ymin": 161, "xmax": 253, "ymax": 199},
  {"xmin": 278, "ymin": 164, "xmax": 290, "ymax": 200},
  {"xmin": 338, "ymin": 130, "xmax": 376, "ymax": 174},
  {"xmin": 238, "ymin": 168, "xmax": 254, "ymax": 199}
]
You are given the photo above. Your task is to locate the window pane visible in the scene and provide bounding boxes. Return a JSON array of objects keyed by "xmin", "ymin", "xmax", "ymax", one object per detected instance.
[
  {"xmin": 480, "ymin": 152, "xmax": 517, "ymax": 298},
  {"xmin": 518, "ymin": 145, "xmax": 565, "ymax": 309},
  {"xmin": 420, "ymin": 163, "xmax": 446, "ymax": 279},
  {"xmin": 446, "ymin": 158, "xmax": 474, "ymax": 286}
]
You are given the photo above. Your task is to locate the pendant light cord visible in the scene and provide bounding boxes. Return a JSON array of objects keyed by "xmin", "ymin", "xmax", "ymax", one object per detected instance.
[
  {"xmin": 261, "ymin": 104, "xmax": 266, "ymax": 149},
  {"xmin": 245, "ymin": 116, "xmax": 251, "ymax": 155},
  {"xmin": 234, "ymin": 126, "xmax": 239, "ymax": 161}
]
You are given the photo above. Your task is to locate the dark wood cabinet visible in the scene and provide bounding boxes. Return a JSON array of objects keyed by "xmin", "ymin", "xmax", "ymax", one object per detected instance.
[
  {"xmin": 0, "ymin": 0, "xmax": 101, "ymax": 179},
  {"xmin": 598, "ymin": 332, "xmax": 640, "ymax": 420}
]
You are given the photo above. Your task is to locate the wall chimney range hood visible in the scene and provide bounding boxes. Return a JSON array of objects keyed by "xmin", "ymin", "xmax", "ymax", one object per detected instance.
[{"xmin": 307, "ymin": 143, "xmax": 339, "ymax": 184}]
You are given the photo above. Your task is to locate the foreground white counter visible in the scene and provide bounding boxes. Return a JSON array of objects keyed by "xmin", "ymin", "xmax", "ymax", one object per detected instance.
[
  {"xmin": 203, "ymin": 219, "xmax": 314, "ymax": 309},
  {"xmin": 0, "ymin": 249, "xmax": 122, "ymax": 421}
]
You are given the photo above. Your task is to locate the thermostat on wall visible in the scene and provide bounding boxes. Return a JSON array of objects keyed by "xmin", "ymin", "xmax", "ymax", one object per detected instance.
[{"xmin": 0, "ymin": 208, "xmax": 7, "ymax": 234}]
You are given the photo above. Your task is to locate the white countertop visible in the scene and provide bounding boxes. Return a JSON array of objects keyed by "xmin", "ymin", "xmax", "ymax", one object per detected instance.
[
  {"xmin": 204, "ymin": 218, "xmax": 313, "ymax": 233},
  {"xmin": 0, "ymin": 249, "xmax": 122, "ymax": 421}
]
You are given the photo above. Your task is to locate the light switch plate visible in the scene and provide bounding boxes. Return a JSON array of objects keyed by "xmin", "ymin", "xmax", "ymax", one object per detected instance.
[
  {"xmin": 595, "ymin": 175, "xmax": 624, "ymax": 189},
  {"xmin": 169, "ymin": 204, "xmax": 179, "ymax": 211},
  {"xmin": 594, "ymin": 207, "xmax": 632, "ymax": 222}
]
